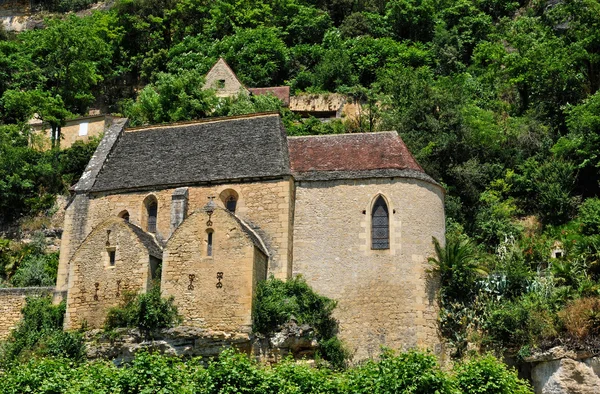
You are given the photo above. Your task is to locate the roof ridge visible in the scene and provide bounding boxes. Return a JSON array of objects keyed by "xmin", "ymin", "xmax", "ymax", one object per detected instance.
[
  {"xmin": 288, "ymin": 131, "xmax": 398, "ymax": 139},
  {"xmin": 125, "ymin": 112, "xmax": 280, "ymax": 132}
]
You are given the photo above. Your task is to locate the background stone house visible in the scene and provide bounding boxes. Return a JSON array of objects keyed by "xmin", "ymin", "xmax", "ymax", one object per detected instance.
[{"xmin": 56, "ymin": 112, "xmax": 445, "ymax": 360}]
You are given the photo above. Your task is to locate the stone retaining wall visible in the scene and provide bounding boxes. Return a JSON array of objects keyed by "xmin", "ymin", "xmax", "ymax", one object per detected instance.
[{"xmin": 0, "ymin": 287, "xmax": 54, "ymax": 340}]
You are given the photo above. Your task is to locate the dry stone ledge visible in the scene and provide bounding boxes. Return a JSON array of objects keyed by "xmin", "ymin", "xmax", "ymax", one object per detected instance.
[{"xmin": 84, "ymin": 322, "xmax": 320, "ymax": 365}]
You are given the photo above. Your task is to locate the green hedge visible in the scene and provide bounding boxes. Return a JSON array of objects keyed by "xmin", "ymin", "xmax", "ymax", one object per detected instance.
[{"xmin": 0, "ymin": 349, "xmax": 533, "ymax": 394}]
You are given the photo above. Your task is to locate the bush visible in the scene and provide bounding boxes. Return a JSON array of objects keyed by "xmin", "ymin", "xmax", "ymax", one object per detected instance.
[
  {"xmin": 578, "ymin": 198, "xmax": 600, "ymax": 236},
  {"xmin": 558, "ymin": 297, "xmax": 600, "ymax": 340},
  {"xmin": 10, "ymin": 252, "xmax": 58, "ymax": 287},
  {"xmin": 252, "ymin": 276, "xmax": 347, "ymax": 368},
  {"xmin": 104, "ymin": 284, "xmax": 181, "ymax": 336},
  {"xmin": 346, "ymin": 349, "xmax": 455, "ymax": 394},
  {"xmin": 454, "ymin": 354, "xmax": 533, "ymax": 394},
  {"xmin": 1, "ymin": 296, "xmax": 84, "ymax": 364},
  {"xmin": 483, "ymin": 293, "xmax": 557, "ymax": 350}
]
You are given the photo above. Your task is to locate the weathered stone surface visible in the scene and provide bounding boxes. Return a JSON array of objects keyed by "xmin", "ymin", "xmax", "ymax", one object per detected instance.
[
  {"xmin": 0, "ymin": 287, "xmax": 54, "ymax": 340},
  {"xmin": 162, "ymin": 208, "xmax": 267, "ymax": 333},
  {"xmin": 84, "ymin": 323, "xmax": 319, "ymax": 365},
  {"xmin": 292, "ymin": 177, "xmax": 445, "ymax": 360},
  {"xmin": 537, "ymin": 358, "xmax": 600, "ymax": 394},
  {"xmin": 527, "ymin": 347, "xmax": 600, "ymax": 394}
]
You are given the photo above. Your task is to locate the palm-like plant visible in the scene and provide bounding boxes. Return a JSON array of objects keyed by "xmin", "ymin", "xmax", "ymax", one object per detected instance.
[{"xmin": 429, "ymin": 237, "xmax": 486, "ymax": 302}]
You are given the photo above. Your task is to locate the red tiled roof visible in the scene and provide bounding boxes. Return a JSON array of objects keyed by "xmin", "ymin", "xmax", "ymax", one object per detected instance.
[
  {"xmin": 248, "ymin": 86, "xmax": 290, "ymax": 106},
  {"xmin": 288, "ymin": 132, "xmax": 424, "ymax": 174}
]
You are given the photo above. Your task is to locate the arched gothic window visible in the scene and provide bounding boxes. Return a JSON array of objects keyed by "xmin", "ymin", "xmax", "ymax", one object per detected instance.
[
  {"xmin": 371, "ymin": 196, "xmax": 389, "ymax": 250},
  {"xmin": 144, "ymin": 196, "xmax": 158, "ymax": 234}
]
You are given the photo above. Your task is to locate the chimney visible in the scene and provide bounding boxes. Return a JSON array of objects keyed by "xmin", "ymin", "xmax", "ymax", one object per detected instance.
[{"xmin": 170, "ymin": 187, "xmax": 189, "ymax": 234}]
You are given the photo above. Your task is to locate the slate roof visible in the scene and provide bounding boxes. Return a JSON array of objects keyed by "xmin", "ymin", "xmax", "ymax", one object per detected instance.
[
  {"xmin": 287, "ymin": 132, "xmax": 438, "ymax": 185},
  {"xmin": 248, "ymin": 87, "xmax": 291, "ymax": 106},
  {"xmin": 90, "ymin": 114, "xmax": 290, "ymax": 192}
]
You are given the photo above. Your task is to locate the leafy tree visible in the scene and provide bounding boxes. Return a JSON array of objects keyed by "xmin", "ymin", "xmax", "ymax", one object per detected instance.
[
  {"xmin": 214, "ymin": 27, "xmax": 290, "ymax": 86},
  {"xmin": 122, "ymin": 70, "xmax": 218, "ymax": 126},
  {"xmin": 19, "ymin": 15, "xmax": 113, "ymax": 115}
]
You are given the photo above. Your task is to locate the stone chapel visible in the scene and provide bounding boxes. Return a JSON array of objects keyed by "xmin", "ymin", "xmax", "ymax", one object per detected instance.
[{"xmin": 56, "ymin": 112, "xmax": 445, "ymax": 360}]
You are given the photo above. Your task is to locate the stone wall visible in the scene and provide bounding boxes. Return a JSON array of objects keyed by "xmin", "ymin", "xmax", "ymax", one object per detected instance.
[
  {"xmin": 292, "ymin": 177, "xmax": 445, "ymax": 360},
  {"xmin": 58, "ymin": 177, "xmax": 293, "ymax": 294},
  {"xmin": 64, "ymin": 218, "xmax": 157, "ymax": 329},
  {"xmin": 0, "ymin": 287, "xmax": 54, "ymax": 340},
  {"xmin": 162, "ymin": 208, "xmax": 267, "ymax": 333},
  {"xmin": 31, "ymin": 115, "xmax": 106, "ymax": 150},
  {"xmin": 203, "ymin": 58, "xmax": 247, "ymax": 98}
]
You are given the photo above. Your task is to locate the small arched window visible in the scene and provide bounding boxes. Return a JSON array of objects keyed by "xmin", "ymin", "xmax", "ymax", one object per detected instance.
[
  {"xmin": 118, "ymin": 210, "xmax": 130, "ymax": 222},
  {"xmin": 220, "ymin": 189, "xmax": 239, "ymax": 214},
  {"xmin": 226, "ymin": 195, "xmax": 237, "ymax": 213},
  {"xmin": 144, "ymin": 196, "xmax": 158, "ymax": 234},
  {"xmin": 371, "ymin": 196, "xmax": 389, "ymax": 250}
]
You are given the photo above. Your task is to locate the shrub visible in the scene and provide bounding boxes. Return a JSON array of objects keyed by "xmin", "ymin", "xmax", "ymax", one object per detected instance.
[
  {"xmin": 454, "ymin": 354, "xmax": 533, "ymax": 394},
  {"xmin": 10, "ymin": 252, "xmax": 58, "ymax": 287},
  {"xmin": 483, "ymin": 293, "xmax": 557, "ymax": 350},
  {"xmin": 1, "ymin": 296, "xmax": 84, "ymax": 364},
  {"xmin": 558, "ymin": 297, "xmax": 600, "ymax": 340},
  {"xmin": 252, "ymin": 276, "xmax": 348, "ymax": 368},
  {"xmin": 104, "ymin": 284, "xmax": 181, "ymax": 336},
  {"xmin": 346, "ymin": 349, "xmax": 456, "ymax": 394},
  {"xmin": 578, "ymin": 198, "xmax": 600, "ymax": 236}
]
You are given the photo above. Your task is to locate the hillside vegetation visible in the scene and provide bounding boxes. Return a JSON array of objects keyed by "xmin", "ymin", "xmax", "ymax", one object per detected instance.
[{"xmin": 1, "ymin": 0, "xmax": 600, "ymax": 358}]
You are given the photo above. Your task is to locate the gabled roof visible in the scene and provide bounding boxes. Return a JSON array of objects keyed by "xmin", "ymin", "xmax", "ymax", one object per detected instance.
[
  {"xmin": 89, "ymin": 113, "xmax": 290, "ymax": 193},
  {"xmin": 125, "ymin": 221, "xmax": 163, "ymax": 259},
  {"xmin": 288, "ymin": 132, "xmax": 437, "ymax": 184},
  {"xmin": 248, "ymin": 87, "xmax": 290, "ymax": 106},
  {"xmin": 204, "ymin": 58, "xmax": 247, "ymax": 93}
]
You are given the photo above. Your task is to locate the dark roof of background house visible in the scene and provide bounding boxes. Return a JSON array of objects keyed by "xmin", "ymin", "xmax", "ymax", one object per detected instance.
[
  {"xmin": 90, "ymin": 113, "xmax": 290, "ymax": 192},
  {"xmin": 248, "ymin": 87, "xmax": 291, "ymax": 106},
  {"xmin": 288, "ymin": 132, "xmax": 438, "ymax": 184}
]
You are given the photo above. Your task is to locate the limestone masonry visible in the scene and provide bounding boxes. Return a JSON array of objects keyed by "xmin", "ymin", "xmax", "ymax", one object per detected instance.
[{"xmin": 47, "ymin": 112, "xmax": 443, "ymax": 360}]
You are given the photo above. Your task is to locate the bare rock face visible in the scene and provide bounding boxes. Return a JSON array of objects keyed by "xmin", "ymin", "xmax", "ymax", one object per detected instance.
[
  {"xmin": 541, "ymin": 358, "xmax": 600, "ymax": 394},
  {"xmin": 84, "ymin": 322, "xmax": 320, "ymax": 365},
  {"xmin": 528, "ymin": 347, "xmax": 600, "ymax": 394}
]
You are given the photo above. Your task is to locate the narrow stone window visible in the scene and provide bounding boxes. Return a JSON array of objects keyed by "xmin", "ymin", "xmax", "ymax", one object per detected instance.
[
  {"xmin": 371, "ymin": 196, "xmax": 390, "ymax": 250},
  {"xmin": 217, "ymin": 79, "xmax": 226, "ymax": 89},
  {"xmin": 226, "ymin": 195, "xmax": 237, "ymax": 213},
  {"xmin": 144, "ymin": 196, "xmax": 158, "ymax": 234},
  {"xmin": 207, "ymin": 231, "xmax": 213, "ymax": 256},
  {"xmin": 108, "ymin": 249, "xmax": 116, "ymax": 266}
]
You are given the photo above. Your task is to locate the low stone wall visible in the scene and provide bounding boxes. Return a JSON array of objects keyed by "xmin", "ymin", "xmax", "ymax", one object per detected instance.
[{"xmin": 0, "ymin": 287, "xmax": 54, "ymax": 340}]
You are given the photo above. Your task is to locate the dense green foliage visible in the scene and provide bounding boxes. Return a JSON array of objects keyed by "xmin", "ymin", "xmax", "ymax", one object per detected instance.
[
  {"xmin": 253, "ymin": 276, "xmax": 347, "ymax": 368},
  {"xmin": 0, "ymin": 124, "xmax": 99, "ymax": 222},
  {"xmin": 0, "ymin": 297, "xmax": 85, "ymax": 366},
  {"xmin": 104, "ymin": 284, "xmax": 181, "ymax": 336},
  {"xmin": 0, "ymin": 231, "xmax": 58, "ymax": 287},
  {"xmin": 0, "ymin": 348, "xmax": 532, "ymax": 393}
]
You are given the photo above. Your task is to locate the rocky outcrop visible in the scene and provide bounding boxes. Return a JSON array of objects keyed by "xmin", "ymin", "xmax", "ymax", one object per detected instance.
[
  {"xmin": 84, "ymin": 321, "xmax": 320, "ymax": 365},
  {"xmin": 525, "ymin": 347, "xmax": 600, "ymax": 394}
]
